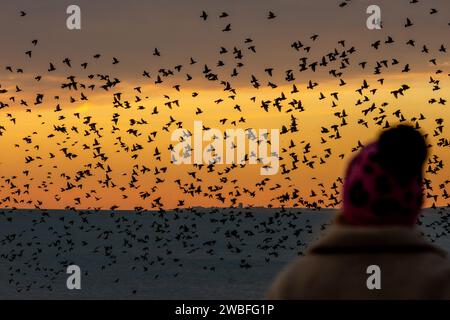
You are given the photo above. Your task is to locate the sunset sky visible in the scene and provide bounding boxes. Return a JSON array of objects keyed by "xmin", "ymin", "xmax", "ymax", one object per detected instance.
[{"xmin": 0, "ymin": 0, "xmax": 449, "ymax": 210}]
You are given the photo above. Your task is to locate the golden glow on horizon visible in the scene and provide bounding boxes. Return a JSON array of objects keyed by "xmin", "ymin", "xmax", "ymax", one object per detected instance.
[{"xmin": 0, "ymin": 69, "xmax": 449, "ymax": 210}]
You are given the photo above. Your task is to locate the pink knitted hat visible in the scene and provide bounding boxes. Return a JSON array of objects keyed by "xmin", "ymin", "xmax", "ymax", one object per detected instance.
[{"xmin": 342, "ymin": 125, "xmax": 427, "ymax": 226}]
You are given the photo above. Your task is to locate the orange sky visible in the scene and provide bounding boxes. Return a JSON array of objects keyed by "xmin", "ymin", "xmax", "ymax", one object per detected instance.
[
  {"xmin": 0, "ymin": 0, "xmax": 449, "ymax": 210},
  {"xmin": 1, "ymin": 70, "xmax": 449, "ymax": 210}
]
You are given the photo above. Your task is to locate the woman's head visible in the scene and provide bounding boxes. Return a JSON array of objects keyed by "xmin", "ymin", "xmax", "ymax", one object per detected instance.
[{"xmin": 342, "ymin": 125, "xmax": 428, "ymax": 226}]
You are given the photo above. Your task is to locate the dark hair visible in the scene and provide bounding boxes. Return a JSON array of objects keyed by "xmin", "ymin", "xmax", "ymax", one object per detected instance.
[{"xmin": 377, "ymin": 124, "xmax": 427, "ymax": 184}]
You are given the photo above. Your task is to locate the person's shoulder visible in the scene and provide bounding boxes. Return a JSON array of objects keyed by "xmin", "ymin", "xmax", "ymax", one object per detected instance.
[
  {"xmin": 266, "ymin": 255, "xmax": 315, "ymax": 299},
  {"xmin": 422, "ymin": 260, "xmax": 450, "ymax": 299}
]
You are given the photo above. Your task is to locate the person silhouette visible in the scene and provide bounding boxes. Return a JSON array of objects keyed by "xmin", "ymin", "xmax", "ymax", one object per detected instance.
[{"xmin": 268, "ymin": 124, "xmax": 450, "ymax": 299}]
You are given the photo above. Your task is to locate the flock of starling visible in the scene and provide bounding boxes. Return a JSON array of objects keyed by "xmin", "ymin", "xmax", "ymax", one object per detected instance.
[{"xmin": 0, "ymin": 1, "xmax": 449, "ymax": 296}]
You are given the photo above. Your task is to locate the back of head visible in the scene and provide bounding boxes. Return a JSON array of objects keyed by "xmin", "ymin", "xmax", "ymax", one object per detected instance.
[
  {"xmin": 377, "ymin": 125, "xmax": 427, "ymax": 185},
  {"xmin": 342, "ymin": 124, "xmax": 427, "ymax": 227}
]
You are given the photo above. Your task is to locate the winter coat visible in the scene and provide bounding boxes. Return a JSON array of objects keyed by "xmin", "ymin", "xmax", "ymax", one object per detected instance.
[{"xmin": 267, "ymin": 223, "xmax": 450, "ymax": 299}]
